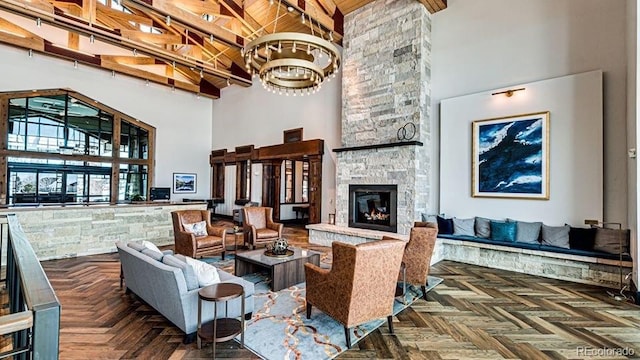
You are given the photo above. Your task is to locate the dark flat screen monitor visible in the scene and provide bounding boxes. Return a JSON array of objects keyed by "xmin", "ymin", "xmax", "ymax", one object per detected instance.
[{"xmin": 150, "ymin": 187, "xmax": 170, "ymax": 201}]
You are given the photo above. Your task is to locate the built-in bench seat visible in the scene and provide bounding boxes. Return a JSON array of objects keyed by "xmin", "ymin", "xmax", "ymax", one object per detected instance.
[{"xmin": 437, "ymin": 234, "xmax": 633, "ymax": 262}]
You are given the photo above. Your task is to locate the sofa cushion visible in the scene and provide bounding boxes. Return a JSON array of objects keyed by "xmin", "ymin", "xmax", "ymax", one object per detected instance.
[
  {"xmin": 163, "ymin": 255, "xmax": 199, "ymax": 290},
  {"xmin": 490, "ymin": 221, "xmax": 517, "ymax": 242},
  {"xmin": 183, "ymin": 221, "xmax": 207, "ymax": 237},
  {"xmin": 128, "ymin": 241, "xmax": 146, "ymax": 252},
  {"xmin": 569, "ymin": 227, "xmax": 597, "ymax": 251},
  {"xmin": 185, "ymin": 257, "xmax": 221, "ymax": 287},
  {"xmin": 141, "ymin": 248, "xmax": 164, "ymax": 261},
  {"xmin": 515, "ymin": 221, "xmax": 542, "ymax": 244},
  {"xmin": 541, "ymin": 224, "xmax": 570, "ymax": 249},
  {"xmin": 141, "ymin": 240, "xmax": 164, "ymax": 259},
  {"xmin": 453, "ymin": 218, "xmax": 475, "ymax": 236},
  {"xmin": 436, "ymin": 216, "xmax": 454, "ymax": 235},
  {"xmin": 593, "ymin": 228, "xmax": 630, "ymax": 254},
  {"xmin": 474, "ymin": 217, "xmax": 491, "ymax": 238}
]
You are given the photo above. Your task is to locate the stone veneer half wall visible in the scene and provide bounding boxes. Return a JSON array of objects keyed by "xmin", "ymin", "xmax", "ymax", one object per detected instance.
[
  {"xmin": 336, "ymin": 0, "xmax": 432, "ymax": 234},
  {"xmin": 1, "ymin": 202, "xmax": 206, "ymax": 260}
]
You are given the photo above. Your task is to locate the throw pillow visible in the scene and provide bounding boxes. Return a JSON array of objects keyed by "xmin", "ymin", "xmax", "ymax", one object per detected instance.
[
  {"xmin": 436, "ymin": 216, "xmax": 454, "ymax": 235},
  {"xmin": 593, "ymin": 228, "xmax": 630, "ymax": 254},
  {"xmin": 163, "ymin": 255, "xmax": 199, "ymax": 290},
  {"xmin": 490, "ymin": 221, "xmax": 517, "ymax": 242},
  {"xmin": 421, "ymin": 213, "xmax": 439, "ymax": 223},
  {"xmin": 515, "ymin": 221, "xmax": 542, "ymax": 244},
  {"xmin": 569, "ymin": 227, "xmax": 597, "ymax": 251},
  {"xmin": 183, "ymin": 221, "xmax": 207, "ymax": 237},
  {"xmin": 184, "ymin": 256, "xmax": 221, "ymax": 287},
  {"xmin": 452, "ymin": 217, "xmax": 475, "ymax": 236},
  {"xmin": 541, "ymin": 224, "xmax": 570, "ymax": 249},
  {"xmin": 141, "ymin": 240, "xmax": 164, "ymax": 259},
  {"xmin": 474, "ymin": 217, "xmax": 491, "ymax": 238}
]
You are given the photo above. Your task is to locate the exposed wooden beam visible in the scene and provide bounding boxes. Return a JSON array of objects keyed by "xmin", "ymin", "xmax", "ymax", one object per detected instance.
[
  {"xmin": 120, "ymin": 28, "xmax": 183, "ymax": 44},
  {"xmin": 123, "ymin": 0, "xmax": 243, "ymax": 48},
  {"xmin": 0, "ymin": 16, "xmax": 45, "ymax": 51},
  {"xmin": 81, "ymin": 0, "xmax": 96, "ymax": 23},
  {"xmin": 416, "ymin": 0, "xmax": 447, "ymax": 14},
  {"xmin": 314, "ymin": 0, "xmax": 336, "ymax": 16},
  {"xmin": 100, "ymin": 54, "xmax": 156, "ymax": 65},
  {"xmin": 96, "ymin": 3, "xmax": 152, "ymax": 27}
]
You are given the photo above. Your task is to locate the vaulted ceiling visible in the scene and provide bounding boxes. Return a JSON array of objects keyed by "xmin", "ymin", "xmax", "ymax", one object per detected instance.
[{"xmin": 0, "ymin": 0, "xmax": 446, "ymax": 99}]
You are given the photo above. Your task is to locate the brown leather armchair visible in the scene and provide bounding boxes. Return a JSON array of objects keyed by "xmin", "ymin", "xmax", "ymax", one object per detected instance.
[
  {"xmin": 304, "ymin": 239, "xmax": 406, "ymax": 349},
  {"xmin": 388, "ymin": 221, "xmax": 438, "ymax": 300},
  {"xmin": 242, "ymin": 207, "xmax": 283, "ymax": 249},
  {"xmin": 171, "ymin": 210, "xmax": 227, "ymax": 259}
]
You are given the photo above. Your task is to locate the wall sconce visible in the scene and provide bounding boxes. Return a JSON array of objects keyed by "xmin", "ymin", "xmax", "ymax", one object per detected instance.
[{"xmin": 491, "ymin": 87, "xmax": 525, "ymax": 97}]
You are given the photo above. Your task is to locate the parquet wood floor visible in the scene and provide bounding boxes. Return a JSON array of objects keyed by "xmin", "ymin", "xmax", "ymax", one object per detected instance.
[{"xmin": 39, "ymin": 224, "xmax": 640, "ymax": 359}]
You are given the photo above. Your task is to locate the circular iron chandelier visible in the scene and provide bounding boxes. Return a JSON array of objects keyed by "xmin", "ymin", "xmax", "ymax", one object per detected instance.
[{"xmin": 243, "ymin": 30, "xmax": 341, "ymax": 95}]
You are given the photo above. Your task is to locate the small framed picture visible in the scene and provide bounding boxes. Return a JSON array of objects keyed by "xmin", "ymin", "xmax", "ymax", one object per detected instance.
[{"xmin": 173, "ymin": 173, "xmax": 197, "ymax": 193}]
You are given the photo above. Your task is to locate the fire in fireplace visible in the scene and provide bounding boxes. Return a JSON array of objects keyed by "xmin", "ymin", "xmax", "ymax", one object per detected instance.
[{"xmin": 348, "ymin": 184, "xmax": 397, "ymax": 233}]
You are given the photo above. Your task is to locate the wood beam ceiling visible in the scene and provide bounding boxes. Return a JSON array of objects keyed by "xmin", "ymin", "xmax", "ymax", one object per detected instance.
[{"xmin": 0, "ymin": 0, "xmax": 445, "ymax": 99}]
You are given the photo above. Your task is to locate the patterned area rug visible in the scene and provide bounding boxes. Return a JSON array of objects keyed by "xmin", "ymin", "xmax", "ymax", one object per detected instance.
[{"xmin": 203, "ymin": 254, "xmax": 442, "ymax": 360}]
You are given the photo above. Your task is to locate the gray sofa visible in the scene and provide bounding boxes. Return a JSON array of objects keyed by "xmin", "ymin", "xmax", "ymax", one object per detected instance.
[{"xmin": 116, "ymin": 241, "xmax": 254, "ymax": 341}]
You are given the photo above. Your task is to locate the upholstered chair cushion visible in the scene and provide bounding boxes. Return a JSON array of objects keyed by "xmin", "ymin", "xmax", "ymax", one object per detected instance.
[{"xmin": 256, "ymin": 228, "xmax": 279, "ymax": 239}]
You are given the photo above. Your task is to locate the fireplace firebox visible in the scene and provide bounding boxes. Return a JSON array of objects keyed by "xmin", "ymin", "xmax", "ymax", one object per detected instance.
[{"xmin": 348, "ymin": 184, "xmax": 397, "ymax": 233}]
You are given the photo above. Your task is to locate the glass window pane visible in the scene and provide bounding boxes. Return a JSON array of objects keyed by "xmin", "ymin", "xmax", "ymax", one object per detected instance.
[
  {"xmin": 10, "ymin": 171, "xmax": 37, "ymax": 204},
  {"xmin": 118, "ymin": 164, "xmax": 148, "ymax": 201},
  {"xmin": 88, "ymin": 174, "xmax": 110, "ymax": 202}
]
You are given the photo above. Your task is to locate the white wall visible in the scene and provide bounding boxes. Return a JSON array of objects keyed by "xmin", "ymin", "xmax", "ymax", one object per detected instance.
[
  {"xmin": 0, "ymin": 44, "xmax": 213, "ymax": 200},
  {"xmin": 432, "ymin": 0, "xmax": 628, "ymax": 225},
  {"xmin": 440, "ymin": 71, "xmax": 603, "ymax": 225},
  {"xmin": 211, "ymin": 71, "xmax": 342, "ymax": 220}
]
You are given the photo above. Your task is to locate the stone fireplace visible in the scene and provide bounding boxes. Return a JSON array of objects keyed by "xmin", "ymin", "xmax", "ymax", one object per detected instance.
[
  {"xmin": 348, "ymin": 184, "xmax": 397, "ymax": 233},
  {"xmin": 334, "ymin": 0, "xmax": 432, "ymax": 235},
  {"xmin": 308, "ymin": 0, "xmax": 432, "ymax": 244}
]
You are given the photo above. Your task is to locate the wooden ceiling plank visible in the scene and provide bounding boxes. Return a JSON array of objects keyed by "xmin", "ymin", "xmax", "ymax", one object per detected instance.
[
  {"xmin": 173, "ymin": 0, "xmax": 222, "ymax": 17},
  {"xmin": 314, "ymin": 0, "xmax": 337, "ymax": 16},
  {"xmin": 416, "ymin": 0, "xmax": 447, "ymax": 14},
  {"xmin": 276, "ymin": 0, "xmax": 335, "ymax": 35}
]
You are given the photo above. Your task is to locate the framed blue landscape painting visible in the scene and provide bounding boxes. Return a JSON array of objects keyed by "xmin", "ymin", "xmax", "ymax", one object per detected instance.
[{"xmin": 472, "ymin": 111, "xmax": 550, "ymax": 199}]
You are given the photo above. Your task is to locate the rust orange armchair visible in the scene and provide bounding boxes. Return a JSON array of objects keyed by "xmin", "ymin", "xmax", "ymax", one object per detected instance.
[
  {"xmin": 392, "ymin": 221, "xmax": 438, "ymax": 300},
  {"xmin": 304, "ymin": 239, "xmax": 406, "ymax": 348},
  {"xmin": 171, "ymin": 210, "xmax": 228, "ymax": 259},
  {"xmin": 242, "ymin": 207, "xmax": 283, "ymax": 249}
]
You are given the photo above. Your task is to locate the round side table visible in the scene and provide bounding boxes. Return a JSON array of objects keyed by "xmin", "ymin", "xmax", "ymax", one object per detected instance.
[{"xmin": 197, "ymin": 283, "xmax": 245, "ymax": 358}]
